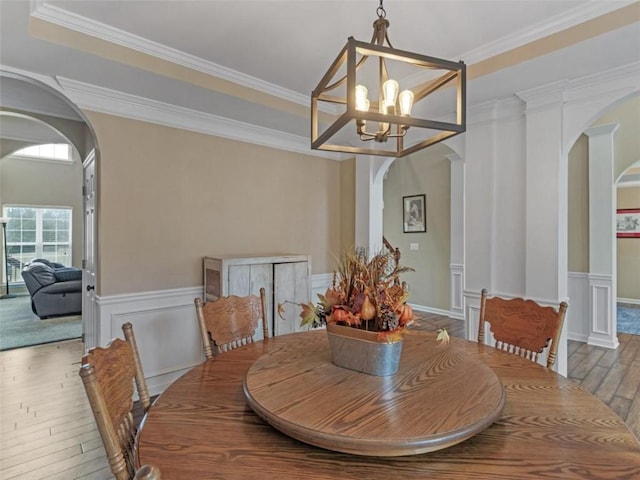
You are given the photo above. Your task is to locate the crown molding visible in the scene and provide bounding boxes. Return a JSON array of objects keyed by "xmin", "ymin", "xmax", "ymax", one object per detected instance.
[
  {"xmin": 29, "ymin": 0, "xmax": 337, "ymax": 116},
  {"xmin": 563, "ymin": 61, "xmax": 640, "ymax": 103},
  {"xmin": 516, "ymin": 61, "xmax": 640, "ymax": 111},
  {"xmin": 55, "ymin": 77, "xmax": 346, "ymax": 161},
  {"xmin": 404, "ymin": 0, "xmax": 636, "ymax": 87},
  {"xmin": 462, "ymin": 0, "xmax": 636, "ymax": 68},
  {"xmin": 516, "ymin": 80, "xmax": 569, "ymax": 110},
  {"xmin": 467, "ymin": 97, "xmax": 524, "ymax": 125}
]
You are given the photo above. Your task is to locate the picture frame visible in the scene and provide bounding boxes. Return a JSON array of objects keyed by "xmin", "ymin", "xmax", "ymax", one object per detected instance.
[
  {"xmin": 403, "ymin": 194, "xmax": 426, "ymax": 233},
  {"xmin": 616, "ymin": 208, "xmax": 640, "ymax": 238}
]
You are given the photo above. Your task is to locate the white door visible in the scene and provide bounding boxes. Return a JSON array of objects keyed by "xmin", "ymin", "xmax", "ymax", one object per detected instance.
[{"xmin": 82, "ymin": 150, "xmax": 97, "ymax": 349}]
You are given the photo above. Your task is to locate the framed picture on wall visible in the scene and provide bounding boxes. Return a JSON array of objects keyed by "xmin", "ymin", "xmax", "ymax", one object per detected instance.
[
  {"xmin": 616, "ymin": 208, "xmax": 640, "ymax": 238},
  {"xmin": 403, "ymin": 194, "xmax": 426, "ymax": 233}
]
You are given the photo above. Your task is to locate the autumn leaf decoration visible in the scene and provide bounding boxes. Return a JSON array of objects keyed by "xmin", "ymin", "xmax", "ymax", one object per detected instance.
[{"xmin": 278, "ymin": 247, "xmax": 427, "ymax": 343}]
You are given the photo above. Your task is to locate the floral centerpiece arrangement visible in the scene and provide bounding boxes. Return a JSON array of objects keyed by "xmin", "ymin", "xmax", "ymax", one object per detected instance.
[{"xmin": 281, "ymin": 246, "xmax": 417, "ymax": 343}]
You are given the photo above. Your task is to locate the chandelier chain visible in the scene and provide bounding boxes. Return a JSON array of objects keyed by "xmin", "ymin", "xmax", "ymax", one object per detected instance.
[{"xmin": 377, "ymin": 0, "xmax": 386, "ymax": 18}]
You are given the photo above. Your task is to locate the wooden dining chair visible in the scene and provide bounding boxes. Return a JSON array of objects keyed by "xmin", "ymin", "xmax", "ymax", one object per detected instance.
[
  {"xmin": 194, "ymin": 287, "xmax": 268, "ymax": 358},
  {"xmin": 79, "ymin": 322, "xmax": 152, "ymax": 480},
  {"xmin": 477, "ymin": 289, "xmax": 568, "ymax": 369},
  {"xmin": 134, "ymin": 465, "xmax": 162, "ymax": 480}
]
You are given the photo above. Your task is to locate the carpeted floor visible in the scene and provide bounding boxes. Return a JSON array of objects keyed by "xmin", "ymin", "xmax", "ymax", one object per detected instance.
[
  {"xmin": 0, "ymin": 295, "xmax": 82, "ymax": 351},
  {"xmin": 617, "ymin": 303, "xmax": 640, "ymax": 335}
]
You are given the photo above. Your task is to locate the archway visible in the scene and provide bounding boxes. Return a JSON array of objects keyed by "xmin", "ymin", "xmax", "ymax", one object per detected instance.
[
  {"xmin": 0, "ymin": 70, "xmax": 100, "ymax": 348},
  {"xmin": 565, "ymin": 93, "xmax": 639, "ymax": 349},
  {"xmin": 379, "ymin": 141, "xmax": 465, "ymax": 320}
]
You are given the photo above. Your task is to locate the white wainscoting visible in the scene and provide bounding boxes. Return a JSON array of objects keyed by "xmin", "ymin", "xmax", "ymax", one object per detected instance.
[
  {"xmin": 464, "ymin": 290, "xmax": 482, "ymax": 342},
  {"xmin": 587, "ymin": 273, "xmax": 619, "ymax": 349},
  {"xmin": 97, "ymin": 286, "xmax": 204, "ymax": 396},
  {"xmin": 568, "ymin": 272, "xmax": 590, "ymax": 343},
  {"xmin": 449, "ymin": 264, "xmax": 464, "ymax": 319},
  {"xmin": 567, "ymin": 271, "xmax": 619, "ymax": 349}
]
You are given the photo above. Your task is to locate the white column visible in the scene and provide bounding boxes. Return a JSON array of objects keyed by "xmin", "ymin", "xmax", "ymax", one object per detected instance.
[
  {"xmin": 517, "ymin": 83, "xmax": 569, "ymax": 376},
  {"xmin": 355, "ymin": 155, "xmax": 394, "ymax": 255},
  {"xmin": 447, "ymin": 153, "xmax": 465, "ymax": 320},
  {"xmin": 584, "ymin": 123, "xmax": 619, "ymax": 349}
]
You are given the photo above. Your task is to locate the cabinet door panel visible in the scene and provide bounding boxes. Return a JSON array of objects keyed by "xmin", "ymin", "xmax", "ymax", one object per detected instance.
[
  {"xmin": 274, "ymin": 262, "xmax": 310, "ymax": 336},
  {"xmin": 228, "ymin": 265, "xmax": 251, "ymax": 296},
  {"xmin": 249, "ymin": 264, "xmax": 273, "ymax": 341}
]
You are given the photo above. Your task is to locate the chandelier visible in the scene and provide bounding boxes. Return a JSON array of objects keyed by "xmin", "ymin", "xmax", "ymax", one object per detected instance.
[{"xmin": 311, "ymin": 0, "xmax": 466, "ymax": 157}]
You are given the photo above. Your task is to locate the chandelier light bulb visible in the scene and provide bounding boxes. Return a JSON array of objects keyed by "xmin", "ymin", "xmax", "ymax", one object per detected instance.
[
  {"xmin": 382, "ymin": 79, "xmax": 399, "ymax": 107},
  {"xmin": 355, "ymin": 85, "xmax": 369, "ymax": 111},
  {"xmin": 399, "ymin": 90, "xmax": 414, "ymax": 116}
]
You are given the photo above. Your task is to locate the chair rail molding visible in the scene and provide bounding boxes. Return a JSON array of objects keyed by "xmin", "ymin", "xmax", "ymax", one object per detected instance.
[{"xmin": 567, "ymin": 272, "xmax": 590, "ymax": 343}]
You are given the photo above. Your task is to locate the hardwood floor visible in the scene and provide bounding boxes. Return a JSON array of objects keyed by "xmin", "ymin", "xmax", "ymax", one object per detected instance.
[
  {"xmin": 0, "ymin": 340, "xmax": 112, "ymax": 479},
  {"xmin": 0, "ymin": 314, "xmax": 638, "ymax": 479},
  {"xmin": 567, "ymin": 332, "xmax": 640, "ymax": 439}
]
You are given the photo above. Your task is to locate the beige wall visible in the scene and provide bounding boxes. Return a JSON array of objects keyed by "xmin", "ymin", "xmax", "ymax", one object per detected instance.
[
  {"xmin": 0, "ymin": 152, "xmax": 84, "ymax": 268},
  {"xmin": 568, "ymin": 134, "xmax": 589, "ymax": 273},
  {"xmin": 382, "ymin": 146, "xmax": 451, "ymax": 310},
  {"xmin": 339, "ymin": 158, "xmax": 355, "ymax": 258},
  {"xmin": 85, "ymin": 112, "xmax": 344, "ymax": 296},
  {"xmin": 617, "ymin": 187, "xmax": 640, "ymax": 300}
]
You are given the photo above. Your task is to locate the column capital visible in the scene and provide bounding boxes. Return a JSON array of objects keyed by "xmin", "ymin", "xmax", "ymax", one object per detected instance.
[
  {"xmin": 516, "ymin": 80, "xmax": 568, "ymax": 111},
  {"xmin": 583, "ymin": 123, "xmax": 619, "ymax": 138}
]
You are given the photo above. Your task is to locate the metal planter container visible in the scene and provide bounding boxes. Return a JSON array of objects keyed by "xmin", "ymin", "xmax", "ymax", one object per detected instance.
[{"xmin": 326, "ymin": 323, "xmax": 403, "ymax": 376}]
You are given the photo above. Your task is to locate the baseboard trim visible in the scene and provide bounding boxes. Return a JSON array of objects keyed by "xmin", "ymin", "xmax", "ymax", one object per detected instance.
[
  {"xmin": 568, "ymin": 333, "xmax": 589, "ymax": 343},
  {"xmin": 618, "ymin": 297, "xmax": 640, "ymax": 306},
  {"xmin": 410, "ymin": 303, "xmax": 463, "ymax": 320}
]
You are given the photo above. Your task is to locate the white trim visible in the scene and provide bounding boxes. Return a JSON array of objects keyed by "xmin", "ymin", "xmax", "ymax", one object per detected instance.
[
  {"xmin": 409, "ymin": 303, "xmax": 461, "ymax": 320},
  {"xmin": 404, "ymin": 1, "xmax": 635, "ymax": 86},
  {"xmin": 466, "ymin": 1, "xmax": 633, "ymax": 62},
  {"xmin": 29, "ymin": 0, "xmax": 337, "ymax": 117},
  {"xmin": 97, "ymin": 285, "xmax": 201, "ymax": 307},
  {"xmin": 618, "ymin": 181, "xmax": 640, "ymax": 188},
  {"xmin": 449, "ymin": 264, "xmax": 464, "ymax": 318},
  {"xmin": 311, "ymin": 273, "xmax": 333, "ymax": 291},
  {"xmin": 463, "ymin": 288, "xmax": 565, "ymax": 308},
  {"xmin": 586, "ymin": 274, "xmax": 619, "ymax": 349},
  {"xmin": 568, "ymin": 333, "xmax": 589, "ymax": 343},
  {"xmin": 56, "ymin": 77, "xmax": 346, "ymax": 161},
  {"xmin": 618, "ymin": 297, "xmax": 640, "ymax": 306}
]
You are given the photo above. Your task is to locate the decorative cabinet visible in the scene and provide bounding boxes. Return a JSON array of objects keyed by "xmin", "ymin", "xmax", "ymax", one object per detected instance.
[{"xmin": 203, "ymin": 254, "xmax": 311, "ymax": 338}]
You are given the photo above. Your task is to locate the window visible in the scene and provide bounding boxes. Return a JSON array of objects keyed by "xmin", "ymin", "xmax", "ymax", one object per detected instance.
[
  {"xmin": 3, "ymin": 207, "xmax": 72, "ymax": 283},
  {"xmin": 13, "ymin": 143, "xmax": 71, "ymax": 162}
]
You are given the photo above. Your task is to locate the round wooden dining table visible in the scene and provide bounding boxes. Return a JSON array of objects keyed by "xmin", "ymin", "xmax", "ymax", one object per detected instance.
[{"xmin": 136, "ymin": 330, "xmax": 640, "ymax": 479}]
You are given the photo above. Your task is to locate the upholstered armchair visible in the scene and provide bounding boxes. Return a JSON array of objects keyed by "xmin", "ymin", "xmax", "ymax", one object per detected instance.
[{"xmin": 21, "ymin": 259, "xmax": 82, "ymax": 319}]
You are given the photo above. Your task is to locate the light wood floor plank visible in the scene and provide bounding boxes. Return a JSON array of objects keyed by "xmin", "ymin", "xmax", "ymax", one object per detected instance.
[{"xmin": 1, "ymin": 313, "xmax": 638, "ymax": 480}]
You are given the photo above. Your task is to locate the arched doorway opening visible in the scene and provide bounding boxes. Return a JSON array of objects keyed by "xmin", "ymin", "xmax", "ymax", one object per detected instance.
[
  {"xmin": 381, "ymin": 142, "xmax": 465, "ymax": 323},
  {"xmin": 0, "ymin": 70, "xmax": 100, "ymax": 349},
  {"xmin": 565, "ymin": 93, "xmax": 639, "ymax": 348}
]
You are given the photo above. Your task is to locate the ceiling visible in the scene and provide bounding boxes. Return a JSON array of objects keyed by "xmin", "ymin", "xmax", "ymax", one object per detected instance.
[{"xmin": 0, "ymin": 0, "xmax": 638, "ymax": 159}]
